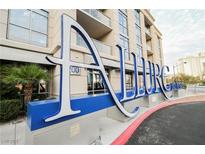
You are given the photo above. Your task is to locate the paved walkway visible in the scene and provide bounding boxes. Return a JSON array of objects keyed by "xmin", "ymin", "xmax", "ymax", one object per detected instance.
[{"xmin": 112, "ymin": 95, "xmax": 205, "ymax": 145}]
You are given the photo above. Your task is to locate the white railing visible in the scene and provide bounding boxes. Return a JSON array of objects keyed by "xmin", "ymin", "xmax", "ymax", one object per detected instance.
[
  {"xmin": 81, "ymin": 9, "xmax": 111, "ymax": 27},
  {"xmin": 146, "ymin": 44, "xmax": 152, "ymax": 51},
  {"xmin": 92, "ymin": 39, "xmax": 112, "ymax": 55},
  {"xmin": 145, "ymin": 27, "xmax": 151, "ymax": 35},
  {"xmin": 76, "ymin": 34, "xmax": 112, "ymax": 55}
]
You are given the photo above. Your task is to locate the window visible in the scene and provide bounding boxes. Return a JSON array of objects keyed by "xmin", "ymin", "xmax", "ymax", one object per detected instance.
[
  {"xmin": 76, "ymin": 32, "xmax": 88, "ymax": 48},
  {"xmin": 136, "ymin": 45, "xmax": 143, "ymax": 58},
  {"xmin": 157, "ymin": 37, "xmax": 163, "ymax": 65},
  {"xmin": 158, "ymin": 37, "xmax": 161, "ymax": 52},
  {"xmin": 87, "ymin": 69, "xmax": 109, "ymax": 95},
  {"xmin": 135, "ymin": 25, "xmax": 142, "ymax": 45},
  {"xmin": 136, "ymin": 45, "xmax": 143, "ymax": 64},
  {"xmin": 8, "ymin": 9, "xmax": 48, "ymax": 47},
  {"xmin": 134, "ymin": 9, "xmax": 143, "ymax": 63},
  {"xmin": 118, "ymin": 10, "xmax": 130, "ymax": 61},
  {"xmin": 125, "ymin": 72, "xmax": 133, "ymax": 90},
  {"xmin": 134, "ymin": 10, "xmax": 140, "ymax": 26},
  {"xmin": 118, "ymin": 10, "xmax": 128, "ymax": 36},
  {"xmin": 119, "ymin": 35, "xmax": 130, "ymax": 60},
  {"xmin": 120, "ymin": 9, "xmax": 127, "ymax": 15}
]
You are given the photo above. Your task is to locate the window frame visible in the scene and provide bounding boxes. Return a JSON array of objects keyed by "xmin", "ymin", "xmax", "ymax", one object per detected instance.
[
  {"xmin": 134, "ymin": 9, "xmax": 143, "ymax": 61},
  {"xmin": 119, "ymin": 35, "xmax": 130, "ymax": 61},
  {"xmin": 135, "ymin": 25, "xmax": 142, "ymax": 45},
  {"xmin": 87, "ymin": 69, "xmax": 109, "ymax": 95},
  {"xmin": 118, "ymin": 9, "xmax": 130, "ymax": 61},
  {"xmin": 125, "ymin": 72, "xmax": 133, "ymax": 90},
  {"xmin": 134, "ymin": 9, "xmax": 141, "ymax": 27},
  {"xmin": 7, "ymin": 9, "xmax": 49, "ymax": 47},
  {"xmin": 118, "ymin": 9, "xmax": 128, "ymax": 37}
]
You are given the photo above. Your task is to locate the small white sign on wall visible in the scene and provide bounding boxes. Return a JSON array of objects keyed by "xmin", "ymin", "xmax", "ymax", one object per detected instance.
[{"xmin": 70, "ymin": 66, "xmax": 81, "ymax": 75}]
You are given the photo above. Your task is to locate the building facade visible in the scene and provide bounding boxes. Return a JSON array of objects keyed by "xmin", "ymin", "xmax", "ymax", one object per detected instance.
[
  {"xmin": 177, "ymin": 52, "xmax": 205, "ymax": 79},
  {"xmin": 0, "ymin": 9, "xmax": 164, "ymax": 98}
]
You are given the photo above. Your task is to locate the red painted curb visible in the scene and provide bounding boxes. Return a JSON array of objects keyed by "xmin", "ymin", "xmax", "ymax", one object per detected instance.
[{"xmin": 111, "ymin": 99, "xmax": 203, "ymax": 145}]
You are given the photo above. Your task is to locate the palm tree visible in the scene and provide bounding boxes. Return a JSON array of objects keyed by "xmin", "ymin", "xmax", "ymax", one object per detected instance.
[{"xmin": 4, "ymin": 64, "xmax": 49, "ymax": 104}]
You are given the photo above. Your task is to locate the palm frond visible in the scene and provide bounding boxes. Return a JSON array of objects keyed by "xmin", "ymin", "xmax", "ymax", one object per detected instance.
[{"xmin": 3, "ymin": 64, "xmax": 49, "ymax": 85}]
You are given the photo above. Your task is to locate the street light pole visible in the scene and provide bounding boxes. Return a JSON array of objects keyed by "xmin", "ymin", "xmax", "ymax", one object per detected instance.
[
  {"xmin": 173, "ymin": 65, "xmax": 176, "ymax": 82},
  {"xmin": 173, "ymin": 61, "xmax": 187, "ymax": 83}
]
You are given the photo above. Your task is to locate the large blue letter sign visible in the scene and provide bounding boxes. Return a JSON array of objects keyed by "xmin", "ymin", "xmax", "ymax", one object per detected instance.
[
  {"xmin": 27, "ymin": 14, "xmax": 182, "ymax": 131},
  {"xmin": 45, "ymin": 14, "xmax": 139, "ymax": 122}
]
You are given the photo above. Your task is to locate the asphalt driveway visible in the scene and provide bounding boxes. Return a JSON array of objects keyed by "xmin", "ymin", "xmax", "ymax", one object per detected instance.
[{"xmin": 126, "ymin": 101, "xmax": 205, "ymax": 145}]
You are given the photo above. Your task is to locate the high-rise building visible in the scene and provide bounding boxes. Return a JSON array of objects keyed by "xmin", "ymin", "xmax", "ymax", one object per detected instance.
[
  {"xmin": 0, "ymin": 9, "xmax": 164, "ymax": 97},
  {"xmin": 177, "ymin": 52, "xmax": 205, "ymax": 79}
]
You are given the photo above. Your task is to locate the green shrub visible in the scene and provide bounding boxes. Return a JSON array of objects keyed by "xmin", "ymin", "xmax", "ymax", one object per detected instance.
[
  {"xmin": 0, "ymin": 99, "xmax": 21, "ymax": 122},
  {"xmin": 201, "ymin": 80, "xmax": 205, "ymax": 86},
  {"xmin": 0, "ymin": 65, "xmax": 20, "ymax": 100}
]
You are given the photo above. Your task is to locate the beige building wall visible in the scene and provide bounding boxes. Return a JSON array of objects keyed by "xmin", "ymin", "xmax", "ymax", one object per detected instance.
[
  {"xmin": 0, "ymin": 9, "xmax": 164, "ymax": 97},
  {"xmin": 177, "ymin": 52, "xmax": 205, "ymax": 79}
]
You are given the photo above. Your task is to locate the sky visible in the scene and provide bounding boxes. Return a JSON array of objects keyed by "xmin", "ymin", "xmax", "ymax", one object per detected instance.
[{"xmin": 150, "ymin": 9, "xmax": 205, "ymax": 71}]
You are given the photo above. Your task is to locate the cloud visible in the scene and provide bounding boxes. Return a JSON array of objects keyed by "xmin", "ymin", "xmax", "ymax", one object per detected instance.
[{"xmin": 151, "ymin": 10, "xmax": 205, "ymax": 70}]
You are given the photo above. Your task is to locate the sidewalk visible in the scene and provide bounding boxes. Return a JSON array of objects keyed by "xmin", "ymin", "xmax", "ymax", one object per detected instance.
[
  {"xmin": 0, "ymin": 116, "xmax": 25, "ymax": 145},
  {"xmin": 1, "ymin": 93, "xmax": 204, "ymax": 145}
]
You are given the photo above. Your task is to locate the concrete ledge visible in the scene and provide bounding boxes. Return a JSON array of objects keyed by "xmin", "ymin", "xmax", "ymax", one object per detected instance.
[
  {"xmin": 106, "ymin": 92, "xmax": 167, "ymax": 122},
  {"xmin": 26, "ymin": 109, "xmax": 106, "ymax": 145}
]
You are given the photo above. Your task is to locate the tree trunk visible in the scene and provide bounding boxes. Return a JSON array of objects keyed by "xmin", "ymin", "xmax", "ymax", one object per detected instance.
[{"xmin": 23, "ymin": 83, "xmax": 33, "ymax": 104}]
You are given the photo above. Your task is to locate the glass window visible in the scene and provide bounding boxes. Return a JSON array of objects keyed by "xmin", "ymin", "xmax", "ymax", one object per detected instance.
[
  {"xmin": 118, "ymin": 10, "xmax": 128, "ymax": 36},
  {"xmin": 134, "ymin": 10, "xmax": 140, "ymax": 26},
  {"xmin": 134, "ymin": 10, "xmax": 143, "ymax": 61},
  {"xmin": 136, "ymin": 25, "xmax": 142, "ymax": 45},
  {"xmin": 31, "ymin": 12, "xmax": 48, "ymax": 34},
  {"xmin": 158, "ymin": 37, "xmax": 162, "ymax": 63},
  {"xmin": 158, "ymin": 37, "xmax": 161, "ymax": 51},
  {"xmin": 8, "ymin": 9, "xmax": 48, "ymax": 47},
  {"xmin": 31, "ymin": 31, "xmax": 47, "ymax": 47},
  {"xmin": 32, "ymin": 9, "xmax": 49, "ymax": 17},
  {"xmin": 136, "ymin": 45, "xmax": 143, "ymax": 58},
  {"xmin": 126, "ymin": 72, "xmax": 133, "ymax": 90},
  {"xmin": 8, "ymin": 24, "xmax": 30, "ymax": 43},
  {"xmin": 76, "ymin": 33, "xmax": 88, "ymax": 48},
  {"xmin": 87, "ymin": 70, "xmax": 109, "ymax": 95},
  {"xmin": 119, "ymin": 36, "xmax": 129, "ymax": 49},
  {"xmin": 120, "ymin": 9, "xmax": 127, "ymax": 15},
  {"xmin": 119, "ymin": 35, "xmax": 130, "ymax": 60},
  {"xmin": 9, "ymin": 9, "xmax": 30, "ymax": 28},
  {"xmin": 136, "ymin": 45, "xmax": 143, "ymax": 64}
]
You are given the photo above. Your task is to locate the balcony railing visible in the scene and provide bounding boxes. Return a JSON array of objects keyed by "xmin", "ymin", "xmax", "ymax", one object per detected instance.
[
  {"xmin": 92, "ymin": 39, "xmax": 112, "ymax": 55},
  {"xmin": 76, "ymin": 34, "xmax": 112, "ymax": 55},
  {"xmin": 81, "ymin": 9, "xmax": 111, "ymax": 27},
  {"xmin": 145, "ymin": 27, "xmax": 151, "ymax": 36},
  {"xmin": 146, "ymin": 44, "xmax": 152, "ymax": 51}
]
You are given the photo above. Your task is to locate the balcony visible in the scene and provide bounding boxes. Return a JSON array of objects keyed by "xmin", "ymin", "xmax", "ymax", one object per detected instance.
[
  {"xmin": 76, "ymin": 34, "xmax": 112, "ymax": 55},
  {"xmin": 145, "ymin": 27, "xmax": 152, "ymax": 40},
  {"xmin": 77, "ymin": 9, "xmax": 112, "ymax": 39},
  {"xmin": 92, "ymin": 39, "xmax": 112, "ymax": 55},
  {"xmin": 146, "ymin": 44, "xmax": 153, "ymax": 56}
]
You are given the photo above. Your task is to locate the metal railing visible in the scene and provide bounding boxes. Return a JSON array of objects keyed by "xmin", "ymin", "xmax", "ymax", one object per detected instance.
[
  {"xmin": 187, "ymin": 85, "xmax": 205, "ymax": 95},
  {"xmin": 81, "ymin": 9, "xmax": 111, "ymax": 27},
  {"xmin": 76, "ymin": 34, "xmax": 112, "ymax": 55},
  {"xmin": 145, "ymin": 27, "xmax": 151, "ymax": 35},
  {"xmin": 146, "ymin": 44, "xmax": 152, "ymax": 51},
  {"xmin": 92, "ymin": 39, "xmax": 112, "ymax": 55}
]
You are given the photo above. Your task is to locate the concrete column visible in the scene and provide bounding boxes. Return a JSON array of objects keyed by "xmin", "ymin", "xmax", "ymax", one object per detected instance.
[
  {"xmin": 109, "ymin": 69, "xmax": 121, "ymax": 92},
  {"xmin": 0, "ymin": 9, "xmax": 8, "ymax": 39}
]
